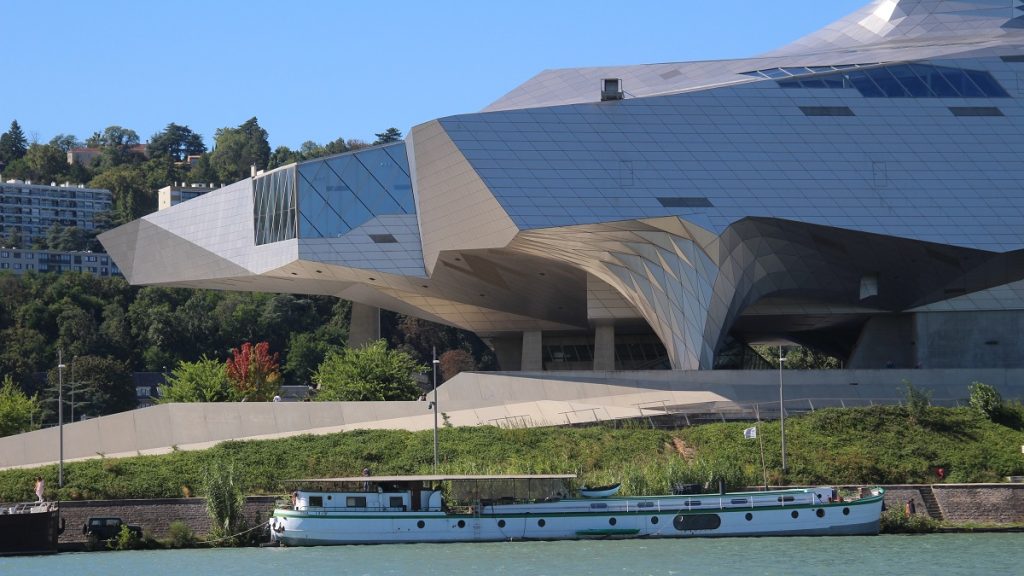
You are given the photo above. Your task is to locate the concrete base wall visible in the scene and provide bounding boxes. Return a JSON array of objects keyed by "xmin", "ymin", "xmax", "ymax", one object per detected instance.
[
  {"xmin": 3, "ymin": 368, "xmax": 1023, "ymax": 471},
  {"xmin": 915, "ymin": 310, "xmax": 1024, "ymax": 369}
]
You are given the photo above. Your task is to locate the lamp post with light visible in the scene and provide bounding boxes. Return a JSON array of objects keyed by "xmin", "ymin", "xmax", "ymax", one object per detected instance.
[
  {"xmin": 778, "ymin": 345, "xmax": 787, "ymax": 475},
  {"xmin": 57, "ymin": 350, "xmax": 66, "ymax": 488},
  {"xmin": 430, "ymin": 347, "xmax": 440, "ymax": 473}
]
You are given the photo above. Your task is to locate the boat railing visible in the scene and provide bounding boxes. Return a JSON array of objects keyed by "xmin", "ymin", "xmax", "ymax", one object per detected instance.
[
  {"xmin": 299, "ymin": 505, "xmax": 414, "ymax": 514},
  {"xmin": 1, "ymin": 501, "xmax": 56, "ymax": 514}
]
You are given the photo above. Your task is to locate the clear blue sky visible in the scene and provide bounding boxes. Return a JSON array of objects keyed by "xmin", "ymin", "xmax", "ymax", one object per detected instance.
[{"xmin": 0, "ymin": 0, "xmax": 865, "ymax": 151}]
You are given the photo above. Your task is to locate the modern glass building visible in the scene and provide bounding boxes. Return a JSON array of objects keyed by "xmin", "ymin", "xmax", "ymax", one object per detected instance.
[{"xmin": 101, "ymin": 0, "xmax": 1024, "ymax": 372}]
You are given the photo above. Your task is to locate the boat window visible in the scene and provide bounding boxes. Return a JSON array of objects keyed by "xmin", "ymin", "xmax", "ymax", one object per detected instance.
[
  {"xmin": 673, "ymin": 513, "xmax": 722, "ymax": 531},
  {"xmin": 683, "ymin": 500, "xmax": 702, "ymax": 506},
  {"xmin": 589, "ymin": 503, "xmax": 608, "ymax": 509},
  {"xmin": 777, "ymin": 496, "xmax": 795, "ymax": 503},
  {"xmin": 637, "ymin": 501, "xmax": 655, "ymax": 508},
  {"xmin": 731, "ymin": 498, "xmax": 749, "ymax": 504},
  {"xmin": 309, "ymin": 496, "xmax": 323, "ymax": 507},
  {"xmin": 346, "ymin": 496, "xmax": 367, "ymax": 508},
  {"xmin": 389, "ymin": 496, "xmax": 404, "ymax": 508}
]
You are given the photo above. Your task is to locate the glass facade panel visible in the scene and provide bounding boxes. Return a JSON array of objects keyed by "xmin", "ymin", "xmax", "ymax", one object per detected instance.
[
  {"xmin": 771, "ymin": 64, "xmax": 1009, "ymax": 99},
  {"xmin": 296, "ymin": 142, "xmax": 413, "ymax": 239},
  {"xmin": 253, "ymin": 166, "xmax": 297, "ymax": 245}
]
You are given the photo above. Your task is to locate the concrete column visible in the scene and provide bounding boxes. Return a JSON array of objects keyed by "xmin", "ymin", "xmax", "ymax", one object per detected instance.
[
  {"xmin": 593, "ymin": 323, "xmax": 616, "ymax": 371},
  {"xmin": 521, "ymin": 330, "xmax": 543, "ymax": 372},
  {"xmin": 348, "ymin": 302, "xmax": 380, "ymax": 348}
]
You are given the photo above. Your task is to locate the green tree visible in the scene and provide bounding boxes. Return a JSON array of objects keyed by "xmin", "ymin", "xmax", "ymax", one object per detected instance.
[
  {"xmin": 188, "ymin": 153, "xmax": 218, "ymax": 184},
  {"xmin": 95, "ymin": 125, "xmax": 143, "ymax": 168},
  {"xmin": 225, "ymin": 341, "xmax": 281, "ymax": 401},
  {"xmin": 0, "ymin": 120, "xmax": 28, "ymax": 164},
  {"xmin": 46, "ymin": 355, "xmax": 135, "ymax": 419},
  {"xmin": 90, "ymin": 164, "xmax": 151, "ymax": 222},
  {"xmin": 159, "ymin": 356, "xmax": 236, "ymax": 403},
  {"xmin": 148, "ymin": 123, "xmax": 206, "ymax": 162},
  {"xmin": 0, "ymin": 374, "xmax": 41, "ymax": 437},
  {"xmin": 283, "ymin": 332, "xmax": 327, "ymax": 386},
  {"xmin": 48, "ymin": 133, "xmax": 81, "ymax": 153},
  {"xmin": 372, "ymin": 127, "xmax": 402, "ymax": 145},
  {"xmin": 210, "ymin": 117, "xmax": 270, "ymax": 183},
  {"xmin": 313, "ymin": 339, "xmax": 426, "ymax": 401}
]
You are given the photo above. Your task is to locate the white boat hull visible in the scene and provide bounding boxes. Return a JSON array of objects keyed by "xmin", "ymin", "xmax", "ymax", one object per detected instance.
[{"xmin": 271, "ymin": 490, "xmax": 883, "ymax": 545}]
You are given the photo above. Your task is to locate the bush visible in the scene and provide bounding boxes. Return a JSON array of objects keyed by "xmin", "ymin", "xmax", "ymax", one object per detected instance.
[
  {"xmin": 167, "ymin": 520, "xmax": 195, "ymax": 548},
  {"xmin": 903, "ymin": 381, "xmax": 932, "ymax": 424},
  {"xmin": 880, "ymin": 506, "xmax": 939, "ymax": 534},
  {"xmin": 109, "ymin": 523, "xmax": 141, "ymax": 550},
  {"xmin": 969, "ymin": 381, "xmax": 1002, "ymax": 420}
]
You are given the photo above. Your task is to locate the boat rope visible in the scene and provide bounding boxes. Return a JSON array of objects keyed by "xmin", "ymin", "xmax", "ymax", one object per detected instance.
[{"xmin": 193, "ymin": 519, "xmax": 271, "ymax": 545}]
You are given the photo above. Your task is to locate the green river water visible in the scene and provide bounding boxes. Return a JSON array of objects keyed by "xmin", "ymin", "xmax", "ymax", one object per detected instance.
[{"xmin": 1, "ymin": 533, "xmax": 1018, "ymax": 576}]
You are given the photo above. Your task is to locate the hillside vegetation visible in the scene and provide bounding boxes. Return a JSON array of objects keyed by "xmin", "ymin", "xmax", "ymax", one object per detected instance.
[{"xmin": 1, "ymin": 405, "xmax": 1022, "ymax": 503}]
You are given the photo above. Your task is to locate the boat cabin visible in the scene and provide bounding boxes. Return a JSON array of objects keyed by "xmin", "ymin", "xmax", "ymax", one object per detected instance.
[{"xmin": 286, "ymin": 474, "xmax": 577, "ymax": 513}]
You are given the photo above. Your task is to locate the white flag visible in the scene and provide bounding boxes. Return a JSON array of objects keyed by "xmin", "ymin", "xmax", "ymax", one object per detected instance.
[{"xmin": 743, "ymin": 426, "xmax": 757, "ymax": 440}]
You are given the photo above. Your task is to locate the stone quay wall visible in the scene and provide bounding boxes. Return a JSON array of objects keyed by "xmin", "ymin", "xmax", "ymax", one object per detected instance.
[
  {"xmin": 57, "ymin": 496, "xmax": 278, "ymax": 544},
  {"xmin": 49, "ymin": 485, "xmax": 1024, "ymax": 544},
  {"xmin": 880, "ymin": 484, "xmax": 1024, "ymax": 523}
]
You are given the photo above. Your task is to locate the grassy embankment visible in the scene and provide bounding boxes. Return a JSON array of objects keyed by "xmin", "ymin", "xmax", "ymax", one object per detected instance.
[{"xmin": 1, "ymin": 405, "xmax": 1022, "ymax": 504}]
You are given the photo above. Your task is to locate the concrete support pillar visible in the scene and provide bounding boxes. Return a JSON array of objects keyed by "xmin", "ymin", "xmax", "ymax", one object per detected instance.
[
  {"xmin": 593, "ymin": 323, "xmax": 616, "ymax": 371},
  {"xmin": 521, "ymin": 330, "xmax": 543, "ymax": 372},
  {"xmin": 348, "ymin": 302, "xmax": 381, "ymax": 348},
  {"xmin": 489, "ymin": 336, "xmax": 523, "ymax": 371}
]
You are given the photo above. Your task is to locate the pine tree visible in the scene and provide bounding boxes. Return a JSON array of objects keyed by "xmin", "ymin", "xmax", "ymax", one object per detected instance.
[{"xmin": 0, "ymin": 120, "xmax": 28, "ymax": 164}]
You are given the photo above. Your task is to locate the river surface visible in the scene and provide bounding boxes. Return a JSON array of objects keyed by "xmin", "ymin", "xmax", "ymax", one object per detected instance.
[{"xmin": 1, "ymin": 534, "xmax": 1018, "ymax": 575}]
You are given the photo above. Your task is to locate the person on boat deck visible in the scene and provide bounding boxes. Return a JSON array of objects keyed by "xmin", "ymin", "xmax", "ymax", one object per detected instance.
[
  {"xmin": 34, "ymin": 476, "xmax": 44, "ymax": 502},
  {"xmin": 362, "ymin": 467, "xmax": 371, "ymax": 491}
]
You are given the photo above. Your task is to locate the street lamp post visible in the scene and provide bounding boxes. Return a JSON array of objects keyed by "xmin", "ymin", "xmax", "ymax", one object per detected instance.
[
  {"xmin": 778, "ymin": 346, "xmax": 787, "ymax": 475},
  {"xmin": 58, "ymin": 350, "xmax": 66, "ymax": 488},
  {"xmin": 431, "ymin": 347, "xmax": 440, "ymax": 473}
]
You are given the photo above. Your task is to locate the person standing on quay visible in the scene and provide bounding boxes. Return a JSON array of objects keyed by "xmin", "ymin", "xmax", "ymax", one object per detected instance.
[{"xmin": 34, "ymin": 476, "xmax": 45, "ymax": 503}]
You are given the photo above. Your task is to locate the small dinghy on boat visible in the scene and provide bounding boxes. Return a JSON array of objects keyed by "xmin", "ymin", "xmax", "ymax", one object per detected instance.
[{"xmin": 580, "ymin": 483, "xmax": 621, "ymax": 498}]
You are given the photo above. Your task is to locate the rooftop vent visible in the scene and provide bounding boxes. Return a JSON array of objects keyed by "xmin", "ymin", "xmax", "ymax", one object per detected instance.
[{"xmin": 601, "ymin": 78, "xmax": 624, "ymax": 101}]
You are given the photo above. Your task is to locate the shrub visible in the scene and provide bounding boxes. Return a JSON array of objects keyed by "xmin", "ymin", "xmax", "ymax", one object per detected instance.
[
  {"xmin": 969, "ymin": 381, "xmax": 1002, "ymax": 420},
  {"xmin": 202, "ymin": 461, "xmax": 246, "ymax": 545},
  {"xmin": 903, "ymin": 380, "xmax": 932, "ymax": 424},
  {"xmin": 109, "ymin": 523, "xmax": 141, "ymax": 550},
  {"xmin": 167, "ymin": 520, "xmax": 195, "ymax": 548},
  {"xmin": 880, "ymin": 506, "xmax": 939, "ymax": 534}
]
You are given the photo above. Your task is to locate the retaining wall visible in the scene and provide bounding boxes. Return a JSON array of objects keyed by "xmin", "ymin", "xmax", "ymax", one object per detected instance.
[
  {"xmin": 45, "ymin": 484, "xmax": 1024, "ymax": 544},
  {"xmin": 881, "ymin": 484, "xmax": 1024, "ymax": 523},
  {"xmin": 56, "ymin": 496, "xmax": 277, "ymax": 544}
]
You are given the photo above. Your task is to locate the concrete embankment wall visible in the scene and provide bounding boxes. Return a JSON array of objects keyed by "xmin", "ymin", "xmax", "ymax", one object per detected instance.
[
  {"xmin": 51, "ymin": 485, "xmax": 1024, "ymax": 543},
  {"xmin": 883, "ymin": 484, "xmax": 1024, "ymax": 523}
]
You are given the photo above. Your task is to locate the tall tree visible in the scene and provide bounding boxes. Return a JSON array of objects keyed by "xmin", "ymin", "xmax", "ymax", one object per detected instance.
[
  {"xmin": 148, "ymin": 123, "xmax": 206, "ymax": 162},
  {"xmin": 372, "ymin": 127, "xmax": 402, "ymax": 145},
  {"xmin": 225, "ymin": 341, "xmax": 281, "ymax": 401},
  {"xmin": 90, "ymin": 164, "xmax": 151, "ymax": 222},
  {"xmin": 210, "ymin": 117, "xmax": 270, "ymax": 183},
  {"xmin": 45, "ymin": 355, "xmax": 135, "ymax": 419},
  {"xmin": 48, "ymin": 134, "xmax": 81, "ymax": 153},
  {"xmin": 0, "ymin": 374, "xmax": 41, "ymax": 437},
  {"xmin": 90, "ymin": 125, "xmax": 144, "ymax": 168},
  {"xmin": 313, "ymin": 339, "xmax": 426, "ymax": 401},
  {"xmin": 0, "ymin": 120, "xmax": 28, "ymax": 164}
]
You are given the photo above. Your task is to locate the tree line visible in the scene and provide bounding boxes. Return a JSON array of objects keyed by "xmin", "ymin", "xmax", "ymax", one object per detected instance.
[
  {"xmin": 0, "ymin": 271, "xmax": 496, "ymax": 433},
  {"xmin": 0, "ymin": 118, "xmax": 404, "ymax": 251}
]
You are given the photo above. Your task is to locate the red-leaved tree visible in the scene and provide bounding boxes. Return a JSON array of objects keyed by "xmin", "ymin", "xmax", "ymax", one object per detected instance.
[{"xmin": 225, "ymin": 341, "xmax": 281, "ymax": 401}]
